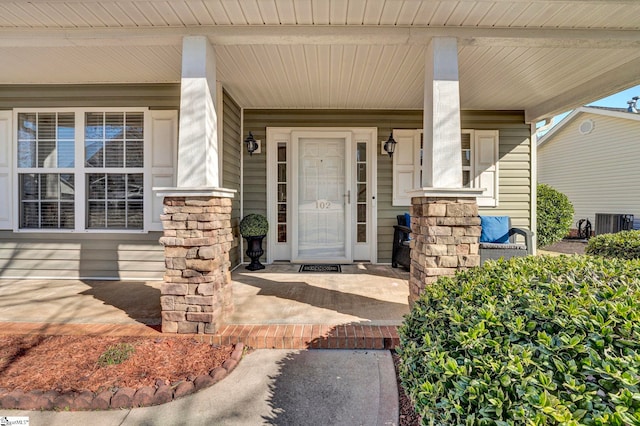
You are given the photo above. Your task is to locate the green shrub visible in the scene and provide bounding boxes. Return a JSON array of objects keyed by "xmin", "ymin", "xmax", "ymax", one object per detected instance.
[
  {"xmin": 239, "ymin": 213, "xmax": 269, "ymax": 237},
  {"xmin": 586, "ymin": 230, "xmax": 640, "ymax": 260},
  {"xmin": 97, "ymin": 343, "xmax": 135, "ymax": 367},
  {"xmin": 537, "ymin": 183, "xmax": 574, "ymax": 248},
  {"xmin": 398, "ymin": 255, "xmax": 640, "ymax": 425}
]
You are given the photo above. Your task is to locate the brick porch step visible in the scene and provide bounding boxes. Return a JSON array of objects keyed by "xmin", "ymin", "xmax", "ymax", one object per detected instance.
[
  {"xmin": 208, "ymin": 324, "xmax": 400, "ymax": 350},
  {"xmin": 0, "ymin": 322, "xmax": 400, "ymax": 350}
]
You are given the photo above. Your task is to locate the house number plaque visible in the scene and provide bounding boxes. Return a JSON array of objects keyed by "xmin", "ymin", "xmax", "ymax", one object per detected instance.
[{"xmin": 316, "ymin": 200, "xmax": 332, "ymax": 209}]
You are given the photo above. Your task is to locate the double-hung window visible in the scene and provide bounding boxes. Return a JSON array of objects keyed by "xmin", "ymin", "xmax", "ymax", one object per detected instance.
[{"xmin": 16, "ymin": 108, "xmax": 148, "ymax": 231}]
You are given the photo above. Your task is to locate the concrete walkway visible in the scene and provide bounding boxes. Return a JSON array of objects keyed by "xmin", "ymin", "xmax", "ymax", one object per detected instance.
[{"xmin": 3, "ymin": 349, "xmax": 399, "ymax": 426}]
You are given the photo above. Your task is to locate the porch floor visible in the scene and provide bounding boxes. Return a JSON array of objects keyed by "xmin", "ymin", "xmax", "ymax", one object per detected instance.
[{"xmin": 0, "ymin": 264, "xmax": 410, "ymax": 349}]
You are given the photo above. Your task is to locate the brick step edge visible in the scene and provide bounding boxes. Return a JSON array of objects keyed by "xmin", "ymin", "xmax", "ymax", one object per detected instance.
[
  {"xmin": 207, "ymin": 324, "xmax": 401, "ymax": 350},
  {"xmin": 0, "ymin": 342, "xmax": 244, "ymax": 411}
]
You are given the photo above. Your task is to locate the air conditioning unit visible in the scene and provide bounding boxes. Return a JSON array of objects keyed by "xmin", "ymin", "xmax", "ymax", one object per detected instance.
[{"xmin": 594, "ymin": 213, "xmax": 634, "ymax": 235}]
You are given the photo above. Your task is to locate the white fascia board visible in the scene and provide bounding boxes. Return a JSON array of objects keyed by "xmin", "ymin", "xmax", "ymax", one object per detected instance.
[
  {"xmin": 580, "ymin": 106, "xmax": 640, "ymax": 122},
  {"xmin": 538, "ymin": 106, "xmax": 640, "ymax": 148}
]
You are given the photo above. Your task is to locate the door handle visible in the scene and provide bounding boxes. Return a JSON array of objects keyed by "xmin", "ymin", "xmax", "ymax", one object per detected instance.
[{"xmin": 344, "ymin": 190, "xmax": 351, "ymax": 204}]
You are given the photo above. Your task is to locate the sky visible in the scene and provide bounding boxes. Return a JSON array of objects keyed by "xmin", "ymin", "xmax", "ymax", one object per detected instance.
[{"xmin": 540, "ymin": 84, "xmax": 640, "ymax": 135}]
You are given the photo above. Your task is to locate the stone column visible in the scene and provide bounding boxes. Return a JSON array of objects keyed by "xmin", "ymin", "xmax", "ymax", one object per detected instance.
[
  {"xmin": 408, "ymin": 195, "xmax": 481, "ymax": 306},
  {"xmin": 154, "ymin": 37, "xmax": 235, "ymax": 334},
  {"xmin": 159, "ymin": 195, "xmax": 234, "ymax": 334}
]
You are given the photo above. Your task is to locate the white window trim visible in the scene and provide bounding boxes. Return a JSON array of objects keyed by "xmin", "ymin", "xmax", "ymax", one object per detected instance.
[{"xmin": 13, "ymin": 107, "xmax": 151, "ymax": 233}]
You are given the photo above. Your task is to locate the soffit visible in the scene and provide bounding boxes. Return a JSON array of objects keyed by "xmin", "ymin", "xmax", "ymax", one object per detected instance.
[
  {"xmin": 1, "ymin": 1, "xmax": 639, "ymax": 29},
  {"xmin": 1, "ymin": 1, "xmax": 640, "ymax": 121}
]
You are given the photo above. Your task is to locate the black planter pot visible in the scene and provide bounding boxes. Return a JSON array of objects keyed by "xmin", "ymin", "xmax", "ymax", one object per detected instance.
[{"xmin": 244, "ymin": 235, "xmax": 266, "ymax": 271}]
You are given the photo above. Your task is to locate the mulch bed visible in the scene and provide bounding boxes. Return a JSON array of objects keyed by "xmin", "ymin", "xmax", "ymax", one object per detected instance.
[
  {"xmin": 0, "ymin": 335, "xmax": 240, "ymax": 410},
  {"xmin": 392, "ymin": 352, "xmax": 421, "ymax": 426}
]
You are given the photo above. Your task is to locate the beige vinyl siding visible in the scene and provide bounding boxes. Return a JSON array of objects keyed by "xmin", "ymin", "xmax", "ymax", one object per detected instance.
[
  {"xmin": 243, "ymin": 109, "xmax": 532, "ymax": 263},
  {"xmin": 538, "ymin": 112, "xmax": 640, "ymax": 230},
  {"xmin": 0, "ymin": 84, "xmax": 180, "ymax": 109},
  {"xmin": 222, "ymin": 89, "xmax": 242, "ymax": 268},
  {"xmin": 0, "ymin": 231, "xmax": 164, "ymax": 279}
]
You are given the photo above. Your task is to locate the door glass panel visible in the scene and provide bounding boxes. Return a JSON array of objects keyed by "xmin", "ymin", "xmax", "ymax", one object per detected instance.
[
  {"xmin": 278, "ymin": 224, "xmax": 287, "ymax": 243},
  {"xmin": 278, "ymin": 203, "xmax": 287, "ymax": 223},
  {"xmin": 357, "ymin": 224, "xmax": 367, "ymax": 243},
  {"xmin": 357, "ymin": 183, "xmax": 366, "ymax": 202},
  {"xmin": 277, "ymin": 143, "xmax": 287, "ymax": 242},
  {"xmin": 277, "ymin": 163, "xmax": 287, "ymax": 182},
  {"xmin": 357, "ymin": 204, "xmax": 366, "ymax": 222},
  {"xmin": 277, "ymin": 184, "xmax": 287, "ymax": 202},
  {"xmin": 356, "ymin": 143, "xmax": 366, "ymax": 162},
  {"xmin": 357, "ymin": 163, "xmax": 366, "ymax": 182},
  {"xmin": 356, "ymin": 142, "xmax": 367, "ymax": 243},
  {"xmin": 298, "ymin": 137, "xmax": 346, "ymax": 258},
  {"xmin": 277, "ymin": 144, "xmax": 287, "ymax": 162}
]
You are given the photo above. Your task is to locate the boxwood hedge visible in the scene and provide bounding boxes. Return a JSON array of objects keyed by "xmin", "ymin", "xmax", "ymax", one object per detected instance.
[
  {"xmin": 585, "ymin": 230, "xmax": 640, "ymax": 260},
  {"xmin": 398, "ymin": 255, "xmax": 640, "ymax": 425}
]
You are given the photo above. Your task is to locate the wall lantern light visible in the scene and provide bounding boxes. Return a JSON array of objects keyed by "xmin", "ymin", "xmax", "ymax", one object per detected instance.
[
  {"xmin": 244, "ymin": 131, "xmax": 259, "ymax": 156},
  {"xmin": 383, "ymin": 132, "xmax": 397, "ymax": 158}
]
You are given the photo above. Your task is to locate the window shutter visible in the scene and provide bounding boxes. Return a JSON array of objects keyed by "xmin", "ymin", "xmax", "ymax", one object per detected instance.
[
  {"xmin": 473, "ymin": 130, "xmax": 499, "ymax": 207},
  {"xmin": 0, "ymin": 111, "xmax": 13, "ymax": 229},
  {"xmin": 149, "ymin": 110, "xmax": 178, "ymax": 231},
  {"xmin": 392, "ymin": 129, "xmax": 420, "ymax": 206}
]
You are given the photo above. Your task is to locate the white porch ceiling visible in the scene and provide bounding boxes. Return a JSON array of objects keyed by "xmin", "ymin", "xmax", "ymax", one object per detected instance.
[{"xmin": 1, "ymin": 0, "xmax": 640, "ymax": 121}]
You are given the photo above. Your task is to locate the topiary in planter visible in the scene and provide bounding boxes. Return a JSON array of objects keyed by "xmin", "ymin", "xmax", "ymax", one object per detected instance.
[
  {"xmin": 586, "ymin": 229, "xmax": 640, "ymax": 260},
  {"xmin": 398, "ymin": 255, "xmax": 640, "ymax": 425},
  {"xmin": 537, "ymin": 183, "xmax": 574, "ymax": 248},
  {"xmin": 239, "ymin": 214, "xmax": 269, "ymax": 271},
  {"xmin": 239, "ymin": 214, "xmax": 269, "ymax": 237}
]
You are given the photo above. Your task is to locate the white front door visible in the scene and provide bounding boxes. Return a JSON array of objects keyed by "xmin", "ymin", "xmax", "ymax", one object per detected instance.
[
  {"xmin": 291, "ymin": 131, "xmax": 352, "ymax": 263},
  {"xmin": 266, "ymin": 127, "xmax": 377, "ymax": 264}
]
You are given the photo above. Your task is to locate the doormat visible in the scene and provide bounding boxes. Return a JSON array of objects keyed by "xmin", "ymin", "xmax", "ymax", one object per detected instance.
[{"xmin": 299, "ymin": 264, "xmax": 341, "ymax": 273}]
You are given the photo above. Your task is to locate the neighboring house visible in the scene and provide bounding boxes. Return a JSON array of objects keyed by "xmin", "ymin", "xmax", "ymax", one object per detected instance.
[
  {"xmin": 0, "ymin": 1, "xmax": 639, "ymax": 280},
  {"xmin": 538, "ymin": 107, "xmax": 640, "ymax": 235}
]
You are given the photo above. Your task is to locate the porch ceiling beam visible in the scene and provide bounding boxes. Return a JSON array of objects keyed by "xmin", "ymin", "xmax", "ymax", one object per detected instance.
[
  {"xmin": 1, "ymin": 26, "xmax": 639, "ymax": 48},
  {"xmin": 525, "ymin": 56, "xmax": 640, "ymax": 123}
]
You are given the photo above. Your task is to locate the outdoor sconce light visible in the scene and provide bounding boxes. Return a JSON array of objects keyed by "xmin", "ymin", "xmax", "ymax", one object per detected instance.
[
  {"xmin": 383, "ymin": 132, "xmax": 397, "ymax": 158},
  {"xmin": 244, "ymin": 131, "xmax": 258, "ymax": 156}
]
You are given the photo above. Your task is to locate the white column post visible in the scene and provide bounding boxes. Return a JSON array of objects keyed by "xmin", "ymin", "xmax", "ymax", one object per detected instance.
[
  {"xmin": 407, "ymin": 37, "xmax": 483, "ymax": 305},
  {"xmin": 177, "ymin": 36, "xmax": 219, "ymax": 188},
  {"xmin": 422, "ymin": 37, "xmax": 463, "ymax": 189}
]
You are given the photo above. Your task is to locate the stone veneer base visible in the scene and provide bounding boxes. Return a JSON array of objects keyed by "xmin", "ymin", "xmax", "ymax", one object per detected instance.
[
  {"xmin": 160, "ymin": 196, "xmax": 235, "ymax": 334},
  {"xmin": 408, "ymin": 196, "xmax": 481, "ymax": 306}
]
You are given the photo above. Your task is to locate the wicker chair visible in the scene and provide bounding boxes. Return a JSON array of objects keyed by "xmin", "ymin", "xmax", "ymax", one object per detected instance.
[
  {"xmin": 479, "ymin": 216, "xmax": 533, "ymax": 264},
  {"xmin": 391, "ymin": 214, "xmax": 411, "ymax": 269},
  {"xmin": 392, "ymin": 214, "xmax": 533, "ymax": 268}
]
